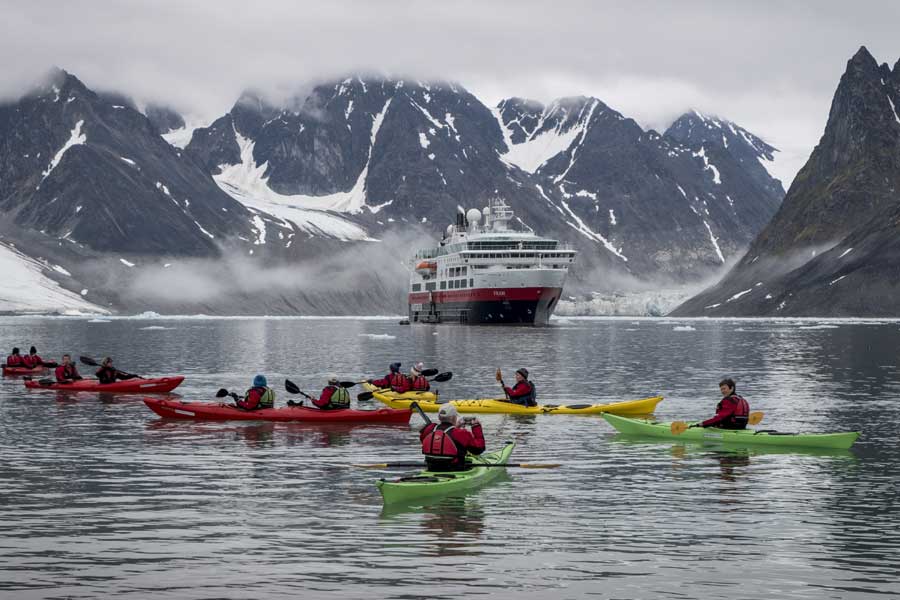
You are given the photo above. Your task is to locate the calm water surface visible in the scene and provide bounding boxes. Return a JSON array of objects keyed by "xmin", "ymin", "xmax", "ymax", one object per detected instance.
[{"xmin": 1, "ymin": 316, "xmax": 899, "ymax": 599}]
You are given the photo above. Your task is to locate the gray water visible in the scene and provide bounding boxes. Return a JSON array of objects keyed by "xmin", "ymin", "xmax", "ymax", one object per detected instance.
[{"xmin": 1, "ymin": 316, "xmax": 898, "ymax": 599}]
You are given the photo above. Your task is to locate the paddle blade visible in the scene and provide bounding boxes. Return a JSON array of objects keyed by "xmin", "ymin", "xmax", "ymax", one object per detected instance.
[
  {"xmin": 433, "ymin": 372, "xmax": 453, "ymax": 382},
  {"xmin": 421, "ymin": 368, "xmax": 439, "ymax": 377},
  {"xmin": 284, "ymin": 379, "xmax": 301, "ymax": 394},
  {"xmin": 357, "ymin": 391, "xmax": 375, "ymax": 402},
  {"xmin": 670, "ymin": 421, "xmax": 689, "ymax": 435},
  {"xmin": 43, "ymin": 362, "xmax": 58, "ymax": 368},
  {"xmin": 748, "ymin": 411, "xmax": 764, "ymax": 425},
  {"xmin": 79, "ymin": 356, "xmax": 100, "ymax": 366},
  {"xmin": 495, "ymin": 368, "xmax": 503, "ymax": 382},
  {"xmin": 38, "ymin": 378, "xmax": 56, "ymax": 385},
  {"xmin": 215, "ymin": 388, "xmax": 230, "ymax": 398},
  {"xmin": 339, "ymin": 381, "xmax": 357, "ymax": 388}
]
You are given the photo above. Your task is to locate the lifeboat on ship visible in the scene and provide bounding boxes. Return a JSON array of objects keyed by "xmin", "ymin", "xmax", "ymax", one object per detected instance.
[{"xmin": 415, "ymin": 260, "xmax": 437, "ymax": 276}]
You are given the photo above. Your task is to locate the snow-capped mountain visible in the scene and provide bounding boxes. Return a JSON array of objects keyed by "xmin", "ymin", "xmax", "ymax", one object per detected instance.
[
  {"xmin": 0, "ymin": 68, "xmax": 786, "ymax": 314},
  {"xmin": 0, "ymin": 68, "xmax": 258, "ymax": 256},
  {"xmin": 186, "ymin": 77, "xmax": 785, "ymax": 285},
  {"xmin": 675, "ymin": 47, "xmax": 900, "ymax": 316},
  {"xmin": 493, "ymin": 96, "xmax": 785, "ymax": 280}
]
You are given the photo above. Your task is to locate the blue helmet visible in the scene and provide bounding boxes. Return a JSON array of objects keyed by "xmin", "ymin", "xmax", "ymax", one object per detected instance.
[{"xmin": 252, "ymin": 374, "xmax": 267, "ymax": 388}]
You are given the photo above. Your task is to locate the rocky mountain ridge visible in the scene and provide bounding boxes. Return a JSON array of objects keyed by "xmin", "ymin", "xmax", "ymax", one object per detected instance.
[{"xmin": 674, "ymin": 46, "xmax": 900, "ymax": 316}]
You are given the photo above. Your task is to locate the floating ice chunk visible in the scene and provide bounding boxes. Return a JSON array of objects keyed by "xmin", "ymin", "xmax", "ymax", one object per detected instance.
[
  {"xmin": 673, "ymin": 325, "xmax": 696, "ymax": 331},
  {"xmin": 358, "ymin": 333, "xmax": 397, "ymax": 340},
  {"xmin": 120, "ymin": 258, "xmax": 136, "ymax": 267}
]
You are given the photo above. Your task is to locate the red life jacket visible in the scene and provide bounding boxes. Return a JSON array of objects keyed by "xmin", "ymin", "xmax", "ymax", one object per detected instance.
[
  {"xmin": 410, "ymin": 375, "xmax": 430, "ymax": 391},
  {"xmin": 722, "ymin": 394, "xmax": 750, "ymax": 428},
  {"xmin": 388, "ymin": 372, "xmax": 407, "ymax": 391},
  {"xmin": 56, "ymin": 364, "xmax": 80, "ymax": 382},
  {"xmin": 6, "ymin": 354, "xmax": 24, "ymax": 367},
  {"xmin": 23, "ymin": 354, "xmax": 42, "ymax": 368},
  {"xmin": 422, "ymin": 424, "xmax": 460, "ymax": 463}
]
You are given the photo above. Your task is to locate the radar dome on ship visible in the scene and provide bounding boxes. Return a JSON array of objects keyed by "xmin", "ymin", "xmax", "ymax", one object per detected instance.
[
  {"xmin": 446, "ymin": 225, "xmax": 455, "ymax": 236},
  {"xmin": 466, "ymin": 208, "xmax": 482, "ymax": 225}
]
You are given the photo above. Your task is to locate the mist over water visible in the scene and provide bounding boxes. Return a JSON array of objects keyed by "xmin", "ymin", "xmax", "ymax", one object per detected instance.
[{"xmin": 1, "ymin": 316, "xmax": 899, "ymax": 598}]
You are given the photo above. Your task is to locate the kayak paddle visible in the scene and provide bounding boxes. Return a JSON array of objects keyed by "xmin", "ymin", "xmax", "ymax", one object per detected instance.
[
  {"xmin": 354, "ymin": 462, "xmax": 560, "ymax": 469},
  {"xmin": 79, "ymin": 355, "xmax": 142, "ymax": 379},
  {"xmin": 410, "ymin": 401, "xmax": 431, "ymax": 424},
  {"xmin": 496, "ymin": 368, "xmax": 510, "ymax": 400},
  {"xmin": 671, "ymin": 411, "xmax": 765, "ymax": 435},
  {"xmin": 284, "ymin": 379, "xmax": 315, "ymax": 400},
  {"xmin": 215, "ymin": 388, "xmax": 241, "ymax": 402}
]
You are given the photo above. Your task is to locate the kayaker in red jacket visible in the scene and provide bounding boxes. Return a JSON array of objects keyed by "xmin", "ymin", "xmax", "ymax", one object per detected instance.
[
  {"xmin": 369, "ymin": 362, "xmax": 410, "ymax": 393},
  {"xmin": 236, "ymin": 374, "xmax": 276, "ymax": 410},
  {"xmin": 96, "ymin": 357, "xmax": 138, "ymax": 384},
  {"xmin": 22, "ymin": 346, "xmax": 44, "ymax": 368},
  {"xmin": 502, "ymin": 368, "xmax": 537, "ymax": 406},
  {"xmin": 313, "ymin": 375, "xmax": 351, "ymax": 410},
  {"xmin": 6, "ymin": 347, "xmax": 24, "ymax": 367},
  {"xmin": 55, "ymin": 354, "xmax": 83, "ymax": 383},
  {"xmin": 409, "ymin": 362, "xmax": 430, "ymax": 392},
  {"xmin": 420, "ymin": 404, "xmax": 485, "ymax": 471},
  {"xmin": 693, "ymin": 378, "xmax": 750, "ymax": 430}
]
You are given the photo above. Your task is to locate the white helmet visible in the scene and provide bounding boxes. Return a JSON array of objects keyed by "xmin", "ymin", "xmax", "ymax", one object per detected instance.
[
  {"xmin": 438, "ymin": 404, "xmax": 458, "ymax": 422},
  {"xmin": 414, "ymin": 361, "xmax": 425, "ymax": 372},
  {"xmin": 327, "ymin": 373, "xmax": 339, "ymax": 384}
]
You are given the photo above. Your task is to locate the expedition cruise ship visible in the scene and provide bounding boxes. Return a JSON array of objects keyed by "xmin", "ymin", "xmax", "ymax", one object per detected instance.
[{"xmin": 408, "ymin": 199, "xmax": 576, "ymax": 325}]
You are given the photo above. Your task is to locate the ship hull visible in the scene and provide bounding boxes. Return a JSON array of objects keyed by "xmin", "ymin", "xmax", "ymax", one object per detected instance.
[{"xmin": 408, "ymin": 287, "xmax": 563, "ymax": 326}]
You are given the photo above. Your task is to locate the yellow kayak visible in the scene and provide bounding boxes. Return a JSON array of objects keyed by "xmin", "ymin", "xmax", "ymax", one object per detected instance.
[{"xmin": 361, "ymin": 384, "xmax": 663, "ymax": 415}]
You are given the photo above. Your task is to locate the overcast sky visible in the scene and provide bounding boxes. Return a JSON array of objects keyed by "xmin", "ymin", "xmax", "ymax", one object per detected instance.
[{"xmin": 3, "ymin": 0, "xmax": 900, "ymax": 186}]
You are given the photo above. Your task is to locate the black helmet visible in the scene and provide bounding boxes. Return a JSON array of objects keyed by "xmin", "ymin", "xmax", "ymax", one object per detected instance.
[
  {"xmin": 29, "ymin": 346, "xmax": 37, "ymax": 354},
  {"xmin": 516, "ymin": 368, "xmax": 529, "ymax": 379},
  {"xmin": 11, "ymin": 347, "xmax": 20, "ymax": 355},
  {"xmin": 390, "ymin": 362, "xmax": 401, "ymax": 373}
]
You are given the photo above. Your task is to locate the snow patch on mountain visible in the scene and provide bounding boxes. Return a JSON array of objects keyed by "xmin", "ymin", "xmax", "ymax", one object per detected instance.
[
  {"xmin": 0, "ymin": 242, "xmax": 106, "ymax": 314},
  {"xmin": 213, "ymin": 114, "xmax": 386, "ymax": 241},
  {"xmin": 497, "ymin": 103, "xmax": 595, "ymax": 173},
  {"xmin": 41, "ymin": 120, "xmax": 85, "ymax": 182}
]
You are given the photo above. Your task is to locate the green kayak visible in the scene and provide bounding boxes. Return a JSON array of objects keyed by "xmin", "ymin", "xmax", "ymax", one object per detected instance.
[
  {"xmin": 376, "ymin": 442, "xmax": 515, "ymax": 505},
  {"xmin": 602, "ymin": 414, "xmax": 859, "ymax": 450}
]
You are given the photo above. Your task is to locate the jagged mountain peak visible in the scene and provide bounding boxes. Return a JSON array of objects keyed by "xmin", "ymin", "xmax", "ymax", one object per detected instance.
[{"xmin": 674, "ymin": 48, "xmax": 900, "ymax": 317}]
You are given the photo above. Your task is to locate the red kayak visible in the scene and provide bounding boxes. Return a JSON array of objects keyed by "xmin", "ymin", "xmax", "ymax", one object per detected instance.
[
  {"xmin": 24, "ymin": 376, "xmax": 185, "ymax": 393},
  {"xmin": 3, "ymin": 365, "xmax": 48, "ymax": 376},
  {"xmin": 143, "ymin": 397, "xmax": 412, "ymax": 423}
]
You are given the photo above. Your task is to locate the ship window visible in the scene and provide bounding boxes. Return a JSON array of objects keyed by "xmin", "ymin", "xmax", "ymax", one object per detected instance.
[
  {"xmin": 469, "ymin": 278, "xmax": 474, "ymax": 287},
  {"xmin": 412, "ymin": 283, "xmax": 422, "ymax": 292},
  {"xmin": 425, "ymin": 282, "xmax": 436, "ymax": 291},
  {"xmin": 440, "ymin": 281, "xmax": 446, "ymax": 290}
]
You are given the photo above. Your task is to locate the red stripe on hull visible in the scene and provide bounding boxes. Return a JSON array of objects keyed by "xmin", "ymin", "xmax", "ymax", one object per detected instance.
[{"xmin": 408, "ymin": 286, "xmax": 561, "ymax": 304}]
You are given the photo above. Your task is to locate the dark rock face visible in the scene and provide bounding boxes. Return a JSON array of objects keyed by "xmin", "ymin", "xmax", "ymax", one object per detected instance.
[
  {"xmin": 0, "ymin": 68, "xmax": 255, "ymax": 256},
  {"xmin": 674, "ymin": 46, "xmax": 900, "ymax": 316}
]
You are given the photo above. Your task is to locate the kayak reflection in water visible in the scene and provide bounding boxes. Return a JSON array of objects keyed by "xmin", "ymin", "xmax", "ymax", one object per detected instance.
[
  {"xmin": 235, "ymin": 374, "xmax": 276, "ymax": 411},
  {"xmin": 500, "ymin": 368, "xmax": 537, "ymax": 407},
  {"xmin": 55, "ymin": 354, "xmax": 83, "ymax": 383},
  {"xmin": 691, "ymin": 377, "xmax": 750, "ymax": 430},
  {"xmin": 312, "ymin": 374, "xmax": 351, "ymax": 410},
  {"xmin": 420, "ymin": 404, "xmax": 486, "ymax": 471},
  {"xmin": 96, "ymin": 357, "xmax": 138, "ymax": 384}
]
